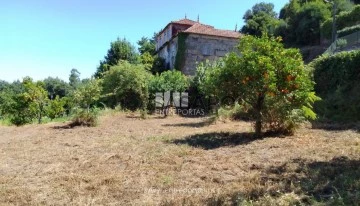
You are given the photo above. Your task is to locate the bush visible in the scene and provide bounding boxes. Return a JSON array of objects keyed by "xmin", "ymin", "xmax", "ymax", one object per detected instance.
[
  {"xmin": 149, "ymin": 70, "xmax": 189, "ymax": 93},
  {"xmin": 336, "ymin": 38, "xmax": 348, "ymax": 49},
  {"xmin": 151, "ymin": 56, "xmax": 167, "ymax": 74},
  {"xmin": 191, "ymin": 60, "xmax": 225, "ymax": 113},
  {"xmin": 3, "ymin": 78, "xmax": 49, "ymax": 126},
  {"xmin": 198, "ymin": 35, "xmax": 319, "ymax": 136},
  {"xmin": 217, "ymin": 103, "xmax": 252, "ymax": 121},
  {"xmin": 70, "ymin": 109, "xmax": 98, "ymax": 127},
  {"xmin": 101, "ymin": 61, "xmax": 152, "ymax": 111},
  {"xmin": 73, "ymin": 79, "xmax": 102, "ymax": 111},
  {"xmin": 149, "ymin": 70, "xmax": 189, "ymax": 114},
  {"xmin": 46, "ymin": 96, "xmax": 65, "ymax": 120},
  {"xmin": 311, "ymin": 50, "xmax": 360, "ymax": 122},
  {"xmin": 337, "ymin": 24, "xmax": 360, "ymax": 37},
  {"xmin": 321, "ymin": 5, "xmax": 360, "ymax": 39},
  {"xmin": 8, "ymin": 94, "xmax": 36, "ymax": 126}
]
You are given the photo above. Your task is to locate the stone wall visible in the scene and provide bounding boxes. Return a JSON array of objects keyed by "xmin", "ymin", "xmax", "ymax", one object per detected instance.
[
  {"xmin": 182, "ymin": 34, "xmax": 239, "ymax": 75},
  {"xmin": 156, "ymin": 25, "xmax": 172, "ymax": 51},
  {"xmin": 158, "ymin": 37, "xmax": 178, "ymax": 69}
]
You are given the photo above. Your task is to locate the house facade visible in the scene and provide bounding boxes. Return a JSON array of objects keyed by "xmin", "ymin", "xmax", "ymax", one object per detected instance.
[{"xmin": 156, "ymin": 18, "xmax": 241, "ymax": 75}]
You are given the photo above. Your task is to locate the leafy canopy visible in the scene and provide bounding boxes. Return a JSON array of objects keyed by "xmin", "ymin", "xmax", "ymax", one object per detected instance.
[
  {"xmin": 149, "ymin": 70, "xmax": 189, "ymax": 94},
  {"xmin": 137, "ymin": 36, "xmax": 156, "ymax": 55},
  {"xmin": 22, "ymin": 78, "xmax": 49, "ymax": 124},
  {"xmin": 43, "ymin": 77, "xmax": 71, "ymax": 99},
  {"xmin": 241, "ymin": 2, "xmax": 281, "ymax": 36},
  {"xmin": 101, "ymin": 61, "xmax": 152, "ymax": 111},
  {"xmin": 73, "ymin": 78, "xmax": 102, "ymax": 111},
  {"xmin": 199, "ymin": 35, "xmax": 319, "ymax": 136},
  {"xmin": 95, "ymin": 38, "xmax": 139, "ymax": 78}
]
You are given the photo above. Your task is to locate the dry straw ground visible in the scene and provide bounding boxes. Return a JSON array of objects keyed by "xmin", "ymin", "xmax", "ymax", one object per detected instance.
[{"xmin": 0, "ymin": 112, "xmax": 359, "ymax": 205}]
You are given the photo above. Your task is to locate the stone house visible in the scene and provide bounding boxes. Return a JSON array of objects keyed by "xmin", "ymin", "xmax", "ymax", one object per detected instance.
[{"xmin": 156, "ymin": 18, "xmax": 241, "ymax": 75}]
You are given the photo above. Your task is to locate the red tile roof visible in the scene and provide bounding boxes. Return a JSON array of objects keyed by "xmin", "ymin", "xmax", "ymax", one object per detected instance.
[
  {"xmin": 171, "ymin": 19, "xmax": 198, "ymax": 26},
  {"xmin": 183, "ymin": 23, "xmax": 241, "ymax": 39}
]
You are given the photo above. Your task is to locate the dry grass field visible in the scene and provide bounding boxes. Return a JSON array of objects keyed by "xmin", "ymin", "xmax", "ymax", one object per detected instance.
[{"xmin": 0, "ymin": 112, "xmax": 359, "ymax": 205}]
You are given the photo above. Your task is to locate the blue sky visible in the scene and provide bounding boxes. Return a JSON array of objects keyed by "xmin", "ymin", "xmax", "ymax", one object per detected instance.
[{"xmin": 0, "ymin": 0, "xmax": 288, "ymax": 82}]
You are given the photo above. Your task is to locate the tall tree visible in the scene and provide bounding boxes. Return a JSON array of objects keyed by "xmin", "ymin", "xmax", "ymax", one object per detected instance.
[
  {"xmin": 0, "ymin": 80, "xmax": 9, "ymax": 91},
  {"xmin": 292, "ymin": 1, "xmax": 331, "ymax": 45},
  {"xmin": 278, "ymin": 0, "xmax": 353, "ymax": 46},
  {"xmin": 137, "ymin": 37, "xmax": 156, "ymax": 55},
  {"xmin": 95, "ymin": 38, "xmax": 139, "ymax": 78},
  {"xmin": 69, "ymin": 68, "xmax": 81, "ymax": 88},
  {"xmin": 22, "ymin": 78, "xmax": 49, "ymax": 124},
  {"xmin": 241, "ymin": 2, "xmax": 281, "ymax": 36},
  {"xmin": 43, "ymin": 77, "xmax": 71, "ymax": 99}
]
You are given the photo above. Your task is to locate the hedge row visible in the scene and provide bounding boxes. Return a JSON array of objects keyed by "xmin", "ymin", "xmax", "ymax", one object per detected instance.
[
  {"xmin": 321, "ymin": 5, "xmax": 360, "ymax": 39},
  {"xmin": 337, "ymin": 24, "xmax": 360, "ymax": 38},
  {"xmin": 311, "ymin": 50, "xmax": 360, "ymax": 122}
]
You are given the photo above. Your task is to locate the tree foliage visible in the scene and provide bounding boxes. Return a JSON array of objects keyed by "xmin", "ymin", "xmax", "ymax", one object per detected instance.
[
  {"xmin": 311, "ymin": 50, "xmax": 360, "ymax": 122},
  {"xmin": 278, "ymin": 0, "xmax": 354, "ymax": 46},
  {"xmin": 137, "ymin": 36, "xmax": 156, "ymax": 55},
  {"xmin": 69, "ymin": 68, "xmax": 81, "ymax": 88},
  {"xmin": 199, "ymin": 35, "xmax": 319, "ymax": 136},
  {"xmin": 95, "ymin": 38, "xmax": 139, "ymax": 78},
  {"xmin": 43, "ymin": 77, "xmax": 71, "ymax": 99},
  {"xmin": 140, "ymin": 52, "xmax": 155, "ymax": 71},
  {"xmin": 22, "ymin": 78, "xmax": 49, "ymax": 124},
  {"xmin": 0, "ymin": 80, "xmax": 9, "ymax": 92},
  {"xmin": 149, "ymin": 70, "xmax": 189, "ymax": 93},
  {"xmin": 3, "ymin": 78, "xmax": 49, "ymax": 125},
  {"xmin": 73, "ymin": 79, "xmax": 102, "ymax": 111},
  {"xmin": 241, "ymin": 2, "xmax": 281, "ymax": 36},
  {"xmin": 321, "ymin": 5, "xmax": 360, "ymax": 39},
  {"xmin": 151, "ymin": 56, "xmax": 167, "ymax": 74},
  {"xmin": 292, "ymin": 2, "xmax": 331, "ymax": 45},
  {"xmin": 46, "ymin": 96, "xmax": 65, "ymax": 120},
  {"xmin": 101, "ymin": 61, "xmax": 152, "ymax": 111},
  {"xmin": 7, "ymin": 93, "xmax": 35, "ymax": 126}
]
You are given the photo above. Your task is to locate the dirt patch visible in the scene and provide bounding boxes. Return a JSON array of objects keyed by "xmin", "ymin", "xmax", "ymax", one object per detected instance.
[{"xmin": 0, "ymin": 112, "xmax": 359, "ymax": 205}]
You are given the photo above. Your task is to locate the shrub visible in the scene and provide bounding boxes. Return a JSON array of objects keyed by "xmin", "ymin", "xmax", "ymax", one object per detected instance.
[
  {"xmin": 149, "ymin": 70, "xmax": 189, "ymax": 93},
  {"xmin": 217, "ymin": 103, "xmax": 252, "ymax": 121},
  {"xmin": 22, "ymin": 78, "xmax": 49, "ymax": 124},
  {"xmin": 151, "ymin": 56, "xmax": 167, "ymax": 74},
  {"xmin": 46, "ymin": 96, "xmax": 65, "ymax": 120},
  {"xmin": 191, "ymin": 60, "xmax": 225, "ymax": 113},
  {"xmin": 73, "ymin": 79, "xmax": 102, "ymax": 111},
  {"xmin": 311, "ymin": 50, "xmax": 360, "ymax": 122},
  {"xmin": 336, "ymin": 38, "xmax": 348, "ymax": 49},
  {"xmin": 199, "ymin": 35, "xmax": 319, "ymax": 136},
  {"xmin": 3, "ymin": 78, "xmax": 49, "ymax": 126},
  {"xmin": 101, "ymin": 61, "xmax": 152, "ymax": 111},
  {"xmin": 337, "ymin": 24, "xmax": 360, "ymax": 37},
  {"xmin": 70, "ymin": 109, "xmax": 98, "ymax": 127},
  {"xmin": 149, "ymin": 70, "xmax": 189, "ymax": 115},
  {"xmin": 321, "ymin": 5, "xmax": 360, "ymax": 39},
  {"xmin": 8, "ymin": 94, "xmax": 36, "ymax": 126}
]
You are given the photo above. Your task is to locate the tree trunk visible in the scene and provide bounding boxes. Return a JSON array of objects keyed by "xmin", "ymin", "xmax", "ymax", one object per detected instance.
[
  {"xmin": 38, "ymin": 104, "xmax": 43, "ymax": 124},
  {"xmin": 254, "ymin": 95, "xmax": 265, "ymax": 137}
]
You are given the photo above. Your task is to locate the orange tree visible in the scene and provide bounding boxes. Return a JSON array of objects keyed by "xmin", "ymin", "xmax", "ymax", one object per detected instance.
[{"xmin": 200, "ymin": 35, "xmax": 319, "ymax": 136}]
